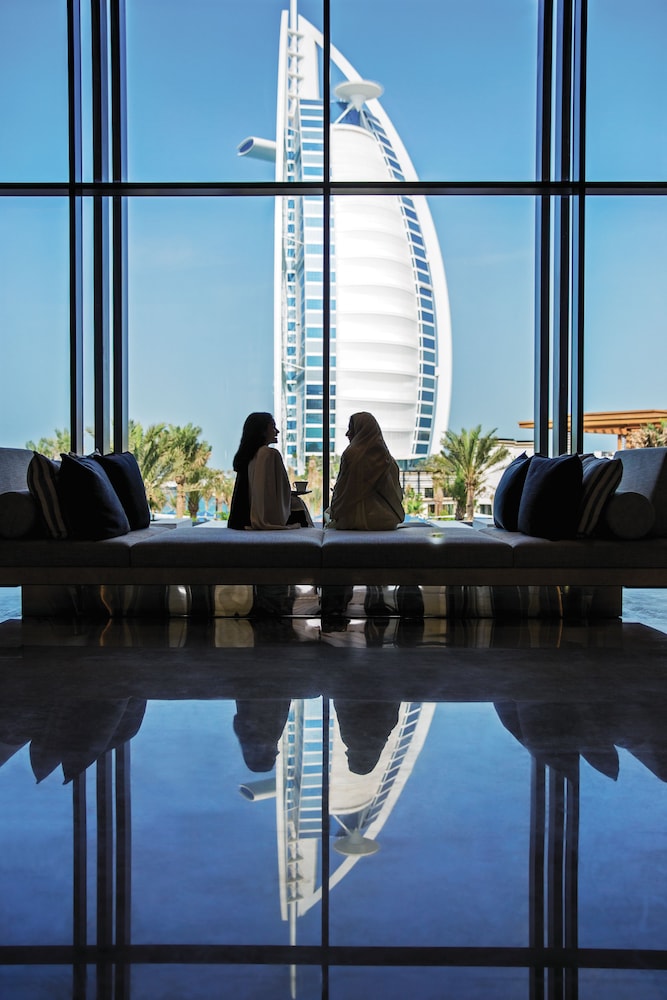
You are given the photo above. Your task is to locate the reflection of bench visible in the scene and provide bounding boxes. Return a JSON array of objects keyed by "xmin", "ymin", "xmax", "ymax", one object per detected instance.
[{"xmin": 2, "ymin": 446, "xmax": 667, "ymax": 618}]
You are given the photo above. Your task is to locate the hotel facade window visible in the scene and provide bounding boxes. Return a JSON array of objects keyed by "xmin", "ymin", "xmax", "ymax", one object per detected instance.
[{"xmin": 1, "ymin": 0, "xmax": 666, "ymax": 492}]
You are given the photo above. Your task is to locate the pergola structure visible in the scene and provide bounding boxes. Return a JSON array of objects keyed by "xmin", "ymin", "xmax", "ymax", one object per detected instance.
[{"xmin": 518, "ymin": 410, "xmax": 667, "ymax": 451}]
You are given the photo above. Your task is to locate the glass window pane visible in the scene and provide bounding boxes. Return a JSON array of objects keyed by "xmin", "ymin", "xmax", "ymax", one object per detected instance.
[
  {"xmin": 587, "ymin": 0, "xmax": 667, "ymax": 181},
  {"xmin": 584, "ymin": 197, "xmax": 667, "ymax": 453},
  {"xmin": 326, "ymin": 194, "xmax": 534, "ymax": 516},
  {"xmin": 327, "ymin": 193, "xmax": 451, "ymax": 464},
  {"xmin": 0, "ymin": 199, "xmax": 70, "ymax": 449},
  {"xmin": 329, "ymin": 702, "xmax": 531, "ymax": 947},
  {"xmin": 125, "ymin": 0, "xmax": 323, "ymax": 183},
  {"xmin": 128, "ymin": 197, "xmax": 276, "ymax": 472},
  {"xmin": 331, "ymin": 0, "xmax": 538, "ymax": 182},
  {"xmin": 132, "ymin": 699, "xmax": 322, "ymax": 946},
  {"xmin": 131, "ymin": 965, "xmax": 322, "ymax": 998},
  {"xmin": 0, "ymin": 1, "xmax": 68, "ymax": 181},
  {"xmin": 0, "ymin": 746, "xmax": 74, "ymax": 946},
  {"xmin": 417, "ymin": 196, "xmax": 535, "ymax": 445},
  {"xmin": 579, "ymin": 750, "xmax": 667, "ymax": 952},
  {"xmin": 330, "ymin": 967, "xmax": 528, "ymax": 999}
]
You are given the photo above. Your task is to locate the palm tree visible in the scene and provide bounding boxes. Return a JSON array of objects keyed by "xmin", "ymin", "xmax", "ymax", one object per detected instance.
[
  {"xmin": 25, "ymin": 428, "xmax": 72, "ymax": 459},
  {"xmin": 434, "ymin": 426, "xmax": 509, "ymax": 522},
  {"xmin": 197, "ymin": 468, "xmax": 235, "ymax": 519},
  {"xmin": 128, "ymin": 420, "xmax": 174, "ymax": 514},
  {"xmin": 306, "ymin": 455, "xmax": 323, "ymax": 514},
  {"xmin": 403, "ymin": 486, "xmax": 425, "ymax": 517},
  {"xmin": 187, "ymin": 488, "xmax": 203, "ymax": 520},
  {"xmin": 422, "ymin": 456, "xmax": 465, "ymax": 519},
  {"xmin": 626, "ymin": 420, "xmax": 667, "ymax": 448},
  {"xmin": 164, "ymin": 424, "xmax": 212, "ymax": 519}
]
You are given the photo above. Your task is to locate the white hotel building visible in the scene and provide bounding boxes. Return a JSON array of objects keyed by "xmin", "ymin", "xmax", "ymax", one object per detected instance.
[{"xmin": 239, "ymin": 1, "xmax": 452, "ymax": 469}]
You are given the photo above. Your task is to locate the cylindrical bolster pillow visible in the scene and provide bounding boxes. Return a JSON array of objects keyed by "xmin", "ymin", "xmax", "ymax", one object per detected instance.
[
  {"xmin": 0, "ymin": 489, "xmax": 39, "ymax": 538},
  {"xmin": 600, "ymin": 490, "xmax": 655, "ymax": 539}
]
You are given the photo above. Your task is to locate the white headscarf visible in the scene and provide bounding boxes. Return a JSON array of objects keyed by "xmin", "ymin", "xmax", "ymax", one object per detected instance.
[{"xmin": 330, "ymin": 412, "xmax": 396, "ymax": 517}]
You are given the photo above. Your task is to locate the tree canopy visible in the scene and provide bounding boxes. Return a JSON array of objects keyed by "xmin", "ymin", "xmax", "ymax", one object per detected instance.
[
  {"xmin": 627, "ymin": 420, "xmax": 667, "ymax": 449},
  {"xmin": 27, "ymin": 421, "xmax": 231, "ymax": 520},
  {"xmin": 428, "ymin": 426, "xmax": 509, "ymax": 521}
]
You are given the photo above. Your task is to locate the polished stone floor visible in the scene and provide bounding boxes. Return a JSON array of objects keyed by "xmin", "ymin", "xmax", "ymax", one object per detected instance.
[{"xmin": 1, "ymin": 587, "xmax": 667, "ymax": 999}]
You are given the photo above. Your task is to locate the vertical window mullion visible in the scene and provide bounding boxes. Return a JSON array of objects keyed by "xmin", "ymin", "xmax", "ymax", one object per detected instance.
[
  {"xmin": 534, "ymin": 196, "xmax": 551, "ymax": 459},
  {"xmin": 570, "ymin": 193, "xmax": 585, "ymax": 455},
  {"xmin": 322, "ymin": 0, "xmax": 331, "ymax": 511},
  {"xmin": 529, "ymin": 758, "xmax": 546, "ymax": 996},
  {"xmin": 570, "ymin": 0, "xmax": 588, "ymax": 455},
  {"xmin": 67, "ymin": 0, "xmax": 84, "ymax": 455},
  {"xmin": 534, "ymin": 0, "xmax": 553, "ymax": 457},
  {"xmin": 533, "ymin": 0, "xmax": 553, "ymax": 455},
  {"xmin": 552, "ymin": 0, "xmax": 573, "ymax": 455},
  {"xmin": 552, "ymin": 194, "xmax": 570, "ymax": 455},
  {"xmin": 92, "ymin": 0, "xmax": 111, "ymax": 454},
  {"xmin": 111, "ymin": 0, "xmax": 128, "ymax": 454}
]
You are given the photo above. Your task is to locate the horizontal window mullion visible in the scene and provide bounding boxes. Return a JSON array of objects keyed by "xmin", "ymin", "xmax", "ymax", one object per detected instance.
[{"xmin": 3, "ymin": 180, "xmax": 667, "ymax": 199}]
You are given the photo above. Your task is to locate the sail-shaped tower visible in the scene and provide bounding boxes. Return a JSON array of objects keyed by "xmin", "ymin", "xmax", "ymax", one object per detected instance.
[{"xmin": 238, "ymin": 0, "xmax": 452, "ymax": 467}]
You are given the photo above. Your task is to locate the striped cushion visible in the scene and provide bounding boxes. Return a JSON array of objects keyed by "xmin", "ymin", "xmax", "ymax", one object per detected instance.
[
  {"xmin": 27, "ymin": 452, "xmax": 68, "ymax": 539},
  {"xmin": 577, "ymin": 455, "xmax": 623, "ymax": 536}
]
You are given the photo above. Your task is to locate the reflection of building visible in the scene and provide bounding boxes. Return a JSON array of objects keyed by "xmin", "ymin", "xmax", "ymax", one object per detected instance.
[
  {"xmin": 275, "ymin": 698, "xmax": 435, "ymax": 927},
  {"xmin": 238, "ymin": 0, "xmax": 452, "ymax": 469}
]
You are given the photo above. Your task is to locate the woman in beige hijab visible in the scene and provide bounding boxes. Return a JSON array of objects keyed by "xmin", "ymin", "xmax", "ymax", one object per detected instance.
[{"xmin": 325, "ymin": 412, "xmax": 405, "ymax": 530}]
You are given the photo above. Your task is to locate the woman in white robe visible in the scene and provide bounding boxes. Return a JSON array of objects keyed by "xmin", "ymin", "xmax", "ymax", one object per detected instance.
[
  {"xmin": 325, "ymin": 412, "xmax": 405, "ymax": 530},
  {"xmin": 228, "ymin": 412, "xmax": 312, "ymax": 530}
]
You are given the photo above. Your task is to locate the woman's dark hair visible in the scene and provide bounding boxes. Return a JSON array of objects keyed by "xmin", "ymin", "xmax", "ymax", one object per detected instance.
[
  {"xmin": 228, "ymin": 412, "xmax": 273, "ymax": 529},
  {"xmin": 232, "ymin": 412, "xmax": 274, "ymax": 472}
]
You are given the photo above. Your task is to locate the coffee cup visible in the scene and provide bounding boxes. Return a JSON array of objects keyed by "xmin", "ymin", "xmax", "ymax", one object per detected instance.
[{"xmin": 293, "ymin": 481, "xmax": 308, "ymax": 494}]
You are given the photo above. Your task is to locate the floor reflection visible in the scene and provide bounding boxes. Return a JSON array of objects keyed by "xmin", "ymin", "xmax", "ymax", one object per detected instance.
[{"xmin": 1, "ymin": 614, "xmax": 667, "ymax": 998}]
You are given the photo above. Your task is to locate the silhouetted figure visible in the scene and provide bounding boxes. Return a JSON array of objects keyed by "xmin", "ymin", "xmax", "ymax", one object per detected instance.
[
  {"xmin": 228, "ymin": 412, "xmax": 312, "ymax": 529},
  {"xmin": 233, "ymin": 700, "xmax": 291, "ymax": 773},
  {"xmin": 334, "ymin": 700, "xmax": 401, "ymax": 775},
  {"xmin": 325, "ymin": 412, "xmax": 404, "ymax": 530}
]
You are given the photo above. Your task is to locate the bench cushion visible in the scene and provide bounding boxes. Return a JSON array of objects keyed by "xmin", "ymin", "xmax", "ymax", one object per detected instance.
[
  {"xmin": 321, "ymin": 522, "xmax": 513, "ymax": 569},
  {"xmin": 479, "ymin": 526, "xmax": 667, "ymax": 569},
  {"xmin": 0, "ymin": 523, "xmax": 175, "ymax": 568},
  {"xmin": 0, "ymin": 536, "xmax": 134, "ymax": 568},
  {"xmin": 130, "ymin": 526, "xmax": 325, "ymax": 568}
]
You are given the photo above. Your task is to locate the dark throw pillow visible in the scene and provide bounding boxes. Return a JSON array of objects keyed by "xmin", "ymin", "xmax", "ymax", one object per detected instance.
[
  {"xmin": 27, "ymin": 452, "xmax": 68, "ymax": 539},
  {"xmin": 58, "ymin": 453, "xmax": 131, "ymax": 540},
  {"xmin": 0, "ymin": 489, "xmax": 39, "ymax": 539},
  {"xmin": 517, "ymin": 453, "xmax": 583, "ymax": 540},
  {"xmin": 577, "ymin": 454, "xmax": 623, "ymax": 536},
  {"xmin": 94, "ymin": 451, "xmax": 151, "ymax": 530},
  {"xmin": 493, "ymin": 452, "xmax": 533, "ymax": 531}
]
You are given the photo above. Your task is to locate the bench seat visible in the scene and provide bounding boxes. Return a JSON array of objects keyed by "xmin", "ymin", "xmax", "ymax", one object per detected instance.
[
  {"xmin": 478, "ymin": 526, "xmax": 667, "ymax": 586},
  {"xmin": 2, "ymin": 445, "xmax": 667, "ymax": 616},
  {"xmin": 2, "ymin": 521, "xmax": 667, "ymax": 589}
]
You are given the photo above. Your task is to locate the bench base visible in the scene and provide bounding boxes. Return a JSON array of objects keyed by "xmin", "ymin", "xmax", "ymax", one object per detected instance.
[{"xmin": 21, "ymin": 583, "xmax": 623, "ymax": 620}]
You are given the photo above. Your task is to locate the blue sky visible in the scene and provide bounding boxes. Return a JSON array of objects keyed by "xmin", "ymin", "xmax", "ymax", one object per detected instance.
[{"xmin": 1, "ymin": 0, "xmax": 666, "ymax": 468}]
